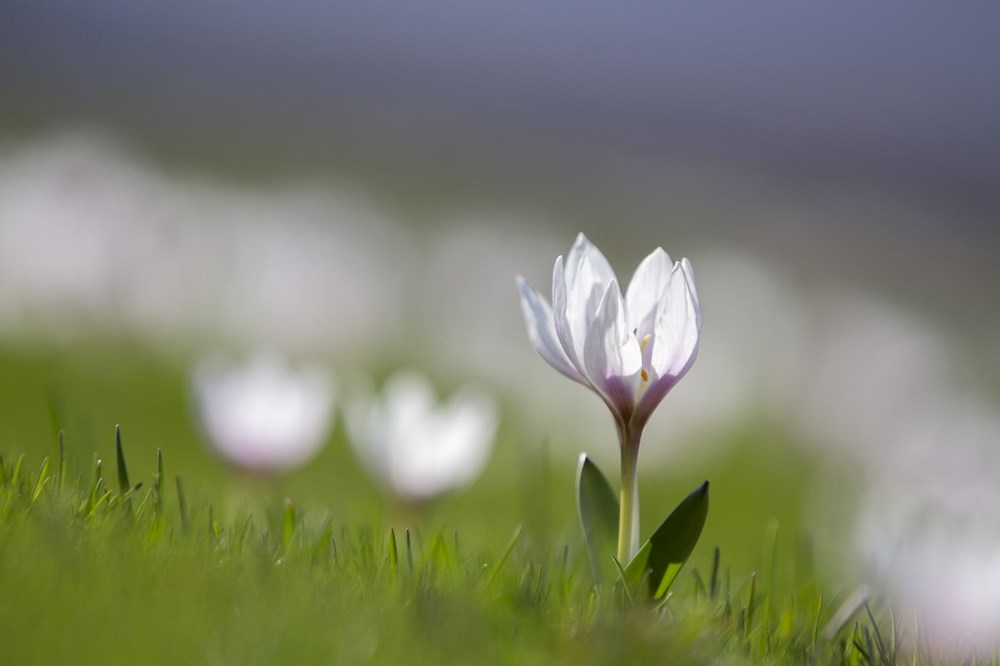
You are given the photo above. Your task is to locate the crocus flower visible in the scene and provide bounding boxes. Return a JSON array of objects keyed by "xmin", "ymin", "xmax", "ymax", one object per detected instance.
[
  {"xmin": 193, "ymin": 354, "xmax": 335, "ymax": 473},
  {"xmin": 516, "ymin": 233, "xmax": 701, "ymax": 560},
  {"xmin": 347, "ymin": 372, "xmax": 497, "ymax": 503}
]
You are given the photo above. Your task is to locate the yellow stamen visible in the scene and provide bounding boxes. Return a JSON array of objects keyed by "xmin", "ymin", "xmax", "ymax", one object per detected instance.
[
  {"xmin": 641, "ymin": 369, "xmax": 649, "ymax": 382},
  {"xmin": 640, "ymin": 334, "xmax": 651, "ymax": 353}
]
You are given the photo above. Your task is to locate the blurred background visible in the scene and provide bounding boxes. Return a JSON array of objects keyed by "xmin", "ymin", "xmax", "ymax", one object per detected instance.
[{"xmin": 1, "ymin": 1, "xmax": 999, "ymax": 646}]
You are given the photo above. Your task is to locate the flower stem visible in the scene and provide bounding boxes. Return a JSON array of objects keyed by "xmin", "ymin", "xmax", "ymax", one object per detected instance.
[{"xmin": 617, "ymin": 426, "xmax": 641, "ymax": 564}]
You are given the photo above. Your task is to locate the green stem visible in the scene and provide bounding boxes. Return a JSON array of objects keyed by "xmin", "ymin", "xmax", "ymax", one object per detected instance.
[{"xmin": 617, "ymin": 425, "xmax": 641, "ymax": 564}]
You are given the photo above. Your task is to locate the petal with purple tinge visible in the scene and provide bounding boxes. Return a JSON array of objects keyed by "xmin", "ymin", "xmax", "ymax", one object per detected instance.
[{"xmin": 583, "ymin": 280, "xmax": 642, "ymax": 418}]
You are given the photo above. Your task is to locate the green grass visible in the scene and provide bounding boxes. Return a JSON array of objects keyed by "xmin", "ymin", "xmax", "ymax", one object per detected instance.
[{"xmin": 0, "ymin": 344, "xmax": 977, "ymax": 664}]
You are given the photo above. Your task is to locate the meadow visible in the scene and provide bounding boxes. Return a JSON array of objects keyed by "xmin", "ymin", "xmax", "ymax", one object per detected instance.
[{"xmin": 0, "ymin": 343, "xmax": 940, "ymax": 666}]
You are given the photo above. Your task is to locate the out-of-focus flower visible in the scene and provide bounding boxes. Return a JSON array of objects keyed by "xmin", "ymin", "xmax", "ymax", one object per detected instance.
[
  {"xmin": 193, "ymin": 354, "xmax": 335, "ymax": 472},
  {"xmin": 852, "ymin": 398, "xmax": 1000, "ymax": 650},
  {"xmin": 516, "ymin": 232, "xmax": 701, "ymax": 561},
  {"xmin": 347, "ymin": 372, "xmax": 497, "ymax": 502}
]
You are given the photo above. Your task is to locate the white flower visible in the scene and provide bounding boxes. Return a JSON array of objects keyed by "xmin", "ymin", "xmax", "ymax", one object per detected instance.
[
  {"xmin": 347, "ymin": 372, "xmax": 498, "ymax": 502},
  {"xmin": 516, "ymin": 232, "xmax": 702, "ymax": 436},
  {"xmin": 193, "ymin": 354, "xmax": 335, "ymax": 472},
  {"xmin": 516, "ymin": 232, "xmax": 702, "ymax": 561}
]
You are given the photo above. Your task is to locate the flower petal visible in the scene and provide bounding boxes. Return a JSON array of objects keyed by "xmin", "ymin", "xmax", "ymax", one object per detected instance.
[
  {"xmin": 516, "ymin": 275, "xmax": 587, "ymax": 384},
  {"xmin": 565, "ymin": 232, "xmax": 617, "ymax": 290},
  {"xmin": 634, "ymin": 264, "xmax": 701, "ymax": 426},
  {"xmin": 564, "ymin": 255, "xmax": 616, "ymax": 364},
  {"xmin": 551, "ymin": 254, "xmax": 586, "ymax": 374},
  {"xmin": 582, "ymin": 280, "xmax": 643, "ymax": 418},
  {"xmin": 649, "ymin": 263, "xmax": 701, "ymax": 377},
  {"xmin": 625, "ymin": 246, "xmax": 673, "ymax": 336},
  {"xmin": 680, "ymin": 257, "xmax": 703, "ymax": 330}
]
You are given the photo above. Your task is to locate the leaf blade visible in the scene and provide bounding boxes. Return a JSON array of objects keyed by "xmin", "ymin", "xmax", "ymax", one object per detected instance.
[
  {"xmin": 625, "ymin": 480, "xmax": 710, "ymax": 600},
  {"xmin": 576, "ymin": 453, "xmax": 620, "ymax": 585}
]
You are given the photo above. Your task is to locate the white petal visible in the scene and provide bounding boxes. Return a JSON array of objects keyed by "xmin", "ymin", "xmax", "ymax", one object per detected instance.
[
  {"xmin": 367, "ymin": 375, "xmax": 497, "ymax": 500},
  {"xmin": 552, "ymin": 254, "xmax": 589, "ymax": 378},
  {"xmin": 650, "ymin": 263, "xmax": 701, "ymax": 380},
  {"xmin": 565, "ymin": 253, "xmax": 615, "ymax": 361},
  {"xmin": 432, "ymin": 387, "xmax": 497, "ymax": 488},
  {"xmin": 516, "ymin": 275, "xmax": 587, "ymax": 384},
  {"xmin": 582, "ymin": 280, "xmax": 643, "ymax": 416},
  {"xmin": 565, "ymin": 232, "xmax": 616, "ymax": 290},
  {"xmin": 625, "ymin": 246, "xmax": 673, "ymax": 335},
  {"xmin": 193, "ymin": 354, "xmax": 334, "ymax": 471},
  {"xmin": 681, "ymin": 257, "xmax": 703, "ymax": 330}
]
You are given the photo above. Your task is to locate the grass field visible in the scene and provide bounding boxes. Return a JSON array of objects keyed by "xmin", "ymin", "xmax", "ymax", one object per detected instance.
[{"xmin": 0, "ymin": 342, "xmax": 965, "ymax": 665}]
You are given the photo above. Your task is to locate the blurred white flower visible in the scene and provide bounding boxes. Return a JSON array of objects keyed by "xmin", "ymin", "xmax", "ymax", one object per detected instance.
[
  {"xmin": 347, "ymin": 372, "xmax": 498, "ymax": 502},
  {"xmin": 193, "ymin": 354, "xmax": 335, "ymax": 472},
  {"xmin": 853, "ymin": 398, "xmax": 1000, "ymax": 649}
]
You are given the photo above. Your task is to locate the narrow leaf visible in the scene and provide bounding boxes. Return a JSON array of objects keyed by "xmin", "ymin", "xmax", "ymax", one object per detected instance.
[
  {"xmin": 388, "ymin": 528, "xmax": 399, "ymax": 577},
  {"xmin": 485, "ymin": 524, "xmax": 524, "ymax": 588},
  {"xmin": 576, "ymin": 453, "xmax": 619, "ymax": 584},
  {"xmin": 30, "ymin": 457, "xmax": 50, "ymax": 503},
  {"xmin": 154, "ymin": 448, "xmax": 165, "ymax": 518},
  {"xmin": 821, "ymin": 586, "xmax": 870, "ymax": 640},
  {"xmin": 11, "ymin": 453, "xmax": 26, "ymax": 489},
  {"xmin": 611, "ymin": 556, "xmax": 636, "ymax": 608},
  {"xmin": 115, "ymin": 425, "xmax": 131, "ymax": 494},
  {"xmin": 624, "ymin": 480, "xmax": 710, "ymax": 600},
  {"xmin": 156, "ymin": 448, "xmax": 164, "ymax": 496}
]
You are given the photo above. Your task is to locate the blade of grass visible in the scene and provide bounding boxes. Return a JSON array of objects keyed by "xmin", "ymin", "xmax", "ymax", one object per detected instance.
[
  {"xmin": 30, "ymin": 457, "xmax": 50, "ymax": 504},
  {"xmin": 611, "ymin": 555, "xmax": 636, "ymax": 608},
  {"xmin": 822, "ymin": 586, "xmax": 870, "ymax": 641},
  {"xmin": 115, "ymin": 425, "xmax": 130, "ymax": 495},
  {"xmin": 11, "ymin": 453, "xmax": 26, "ymax": 490},
  {"xmin": 744, "ymin": 571, "xmax": 757, "ymax": 641},
  {"xmin": 389, "ymin": 528, "xmax": 399, "ymax": 577},
  {"xmin": 864, "ymin": 600, "xmax": 888, "ymax": 664},
  {"xmin": 485, "ymin": 524, "xmax": 524, "ymax": 589},
  {"xmin": 154, "ymin": 448, "xmax": 165, "ymax": 519},
  {"xmin": 709, "ymin": 545, "xmax": 721, "ymax": 601}
]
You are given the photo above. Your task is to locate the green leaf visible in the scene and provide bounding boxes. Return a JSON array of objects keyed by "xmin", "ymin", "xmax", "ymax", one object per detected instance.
[
  {"xmin": 484, "ymin": 523, "xmax": 523, "ymax": 589},
  {"xmin": 30, "ymin": 457, "xmax": 50, "ymax": 504},
  {"xmin": 610, "ymin": 556, "xmax": 636, "ymax": 608},
  {"xmin": 576, "ymin": 453, "xmax": 619, "ymax": 584},
  {"xmin": 624, "ymin": 480, "xmax": 709, "ymax": 600},
  {"xmin": 153, "ymin": 448, "xmax": 165, "ymax": 519},
  {"xmin": 115, "ymin": 425, "xmax": 131, "ymax": 494},
  {"xmin": 388, "ymin": 528, "xmax": 399, "ymax": 577}
]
